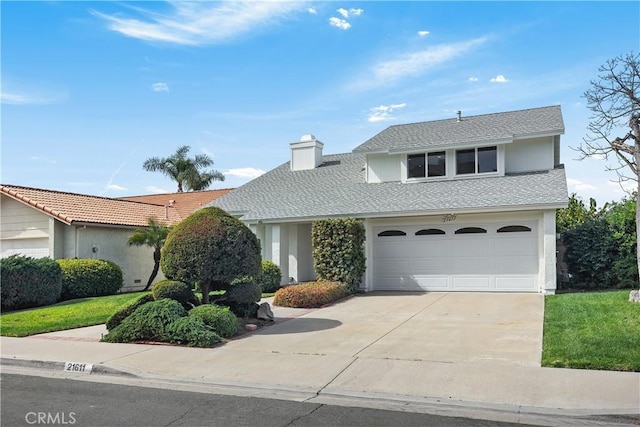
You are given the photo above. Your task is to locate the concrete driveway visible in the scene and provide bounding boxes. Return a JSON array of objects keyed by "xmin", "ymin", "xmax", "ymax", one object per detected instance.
[{"xmin": 230, "ymin": 292, "xmax": 544, "ymax": 367}]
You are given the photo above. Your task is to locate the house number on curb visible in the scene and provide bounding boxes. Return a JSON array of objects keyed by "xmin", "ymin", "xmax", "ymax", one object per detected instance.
[
  {"xmin": 442, "ymin": 214, "xmax": 457, "ymax": 223},
  {"xmin": 64, "ymin": 362, "xmax": 93, "ymax": 374}
]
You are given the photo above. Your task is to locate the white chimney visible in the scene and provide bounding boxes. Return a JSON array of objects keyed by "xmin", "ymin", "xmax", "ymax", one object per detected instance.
[{"xmin": 290, "ymin": 134, "xmax": 324, "ymax": 171}]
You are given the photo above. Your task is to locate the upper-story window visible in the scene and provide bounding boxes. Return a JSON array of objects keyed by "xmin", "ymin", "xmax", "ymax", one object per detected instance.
[
  {"xmin": 456, "ymin": 146, "xmax": 497, "ymax": 175},
  {"xmin": 407, "ymin": 151, "xmax": 446, "ymax": 179}
]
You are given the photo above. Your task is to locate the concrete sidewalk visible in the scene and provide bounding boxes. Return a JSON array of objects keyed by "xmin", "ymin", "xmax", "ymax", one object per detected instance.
[{"xmin": 2, "ymin": 293, "xmax": 639, "ymax": 426}]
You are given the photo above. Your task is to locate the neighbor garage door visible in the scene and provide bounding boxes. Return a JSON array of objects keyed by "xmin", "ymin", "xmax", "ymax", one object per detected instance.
[{"xmin": 372, "ymin": 221, "xmax": 538, "ymax": 292}]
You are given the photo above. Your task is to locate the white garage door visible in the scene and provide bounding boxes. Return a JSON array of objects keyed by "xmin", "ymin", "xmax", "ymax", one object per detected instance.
[{"xmin": 372, "ymin": 222, "xmax": 538, "ymax": 292}]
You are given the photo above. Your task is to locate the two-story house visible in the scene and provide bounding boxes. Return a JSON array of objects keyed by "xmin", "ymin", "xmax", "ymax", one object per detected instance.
[{"xmin": 213, "ymin": 105, "xmax": 568, "ymax": 294}]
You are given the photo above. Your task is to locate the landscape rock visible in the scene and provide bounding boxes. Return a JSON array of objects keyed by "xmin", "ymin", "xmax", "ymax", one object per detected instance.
[
  {"xmin": 630, "ymin": 290, "xmax": 640, "ymax": 303},
  {"xmin": 257, "ymin": 302, "xmax": 274, "ymax": 321},
  {"xmin": 244, "ymin": 324, "xmax": 258, "ymax": 331}
]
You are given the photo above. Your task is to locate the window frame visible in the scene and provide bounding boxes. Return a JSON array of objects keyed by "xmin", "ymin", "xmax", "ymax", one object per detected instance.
[
  {"xmin": 406, "ymin": 151, "xmax": 447, "ymax": 180},
  {"xmin": 455, "ymin": 146, "xmax": 498, "ymax": 176}
]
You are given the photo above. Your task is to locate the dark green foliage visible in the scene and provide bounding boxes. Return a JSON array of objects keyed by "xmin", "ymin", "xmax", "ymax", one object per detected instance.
[
  {"xmin": 105, "ymin": 293, "xmax": 154, "ymax": 331},
  {"xmin": 312, "ymin": 218, "xmax": 366, "ymax": 292},
  {"xmin": 556, "ymin": 193, "xmax": 599, "ymax": 234},
  {"xmin": 0, "ymin": 255, "xmax": 62, "ymax": 311},
  {"xmin": 189, "ymin": 304, "xmax": 239, "ymax": 338},
  {"xmin": 161, "ymin": 207, "xmax": 262, "ymax": 304},
  {"xmin": 273, "ymin": 281, "xmax": 350, "ymax": 308},
  {"xmin": 57, "ymin": 259, "xmax": 123, "ymax": 300},
  {"xmin": 256, "ymin": 260, "xmax": 282, "ymax": 293},
  {"xmin": 562, "ymin": 197, "xmax": 638, "ymax": 289},
  {"xmin": 164, "ymin": 317, "xmax": 222, "ymax": 347},
  {"xmin": 226, "ymin": 281, "xmax": 262, "ymax": 304},
  {"xmin": 151, "ymin": 279, "xmax": 199, "ymax": 309},
  {"xmin": 102, "ymin": 299, "xmax": 186, "ymax": 343}
]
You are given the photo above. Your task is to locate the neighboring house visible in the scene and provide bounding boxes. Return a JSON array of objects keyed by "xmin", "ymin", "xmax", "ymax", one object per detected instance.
[
  {"xmin": 0, "ymin": 186, "xmax": 232, "ymax": 292},
  {"xmin": 213, "ymin": 105, "xmax": 568, "ymax": 294}
]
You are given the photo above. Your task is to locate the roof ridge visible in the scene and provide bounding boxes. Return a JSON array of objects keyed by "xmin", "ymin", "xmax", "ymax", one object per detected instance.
[{"xmin": 119, "ymin": 188, "xmax": 236, "ymax": 198}]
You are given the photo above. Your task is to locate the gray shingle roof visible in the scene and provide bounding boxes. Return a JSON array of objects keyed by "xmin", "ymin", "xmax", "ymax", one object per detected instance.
[
  {"xmin": 353, "ymin": 105, "xmax": 565, "ymax": 153},
  {"xmin": 212, "ymin": 152, "xmax": 568, "ymax": 222}
]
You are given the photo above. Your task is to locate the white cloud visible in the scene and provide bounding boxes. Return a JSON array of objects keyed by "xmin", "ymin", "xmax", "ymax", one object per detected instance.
[
  {"xmin": 105, "ymin": 184, "xmax": 128, "ymax": 191},
  {"xmin": 337, "ymin": 7, "xmax": 363, "ymax": 18},
  {"xmin": 145, "ymin": 185, "xmax": 171, "ymax": 194},
  {"xmin": 417, "ymin": 30, "xmax": 430, "ymax": 37},
  {"xmin": 224, "ymin": 167, "xmax": 266, "ymax": 179},
  {"xmin": 367, "ymin": 103, "xmax": 407, "ymax": 122},
  {"xmin": 92, "ymin": 1, "xmax": 306, "ymax": 46},
  {"xmin": 152, "ymin": 82, "xmax": 169, "ymax": 92},
  {"xmin": 468, "ymin": 76, "xmax": 479, "ymax": 82},
  {"xmin": 353, "ymin": 37, "xmax": 488, "ymax": 90},
  {"xmin": 337, "ymin": 8, "xmax": 349, "ymax": 18},
  {"xmin": 1, "ymin": 92, "xmax": 54, "ymax": 105},
  {"xmin": 329, "ymin": 17, "xmax": 351, "ymax": 30},
  {"xmin": 30, "ymin": 156, "xmax": 56, "ymax": 164},
  {"xmin": 490, "ymin": 74, "xmax": 509, "ymax": 83},
  {"xmin": 567, "ymin": 177, "xmax": 597, "ymax": 192},
  {"xmin": 307, "ymin": 7, "xmax": 317, "ymax": 14}
]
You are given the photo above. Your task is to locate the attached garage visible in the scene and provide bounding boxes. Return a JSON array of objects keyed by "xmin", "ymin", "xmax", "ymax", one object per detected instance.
[{"xmin": 371, "ymin": 219, "xmax": 539, "ymax": 292}]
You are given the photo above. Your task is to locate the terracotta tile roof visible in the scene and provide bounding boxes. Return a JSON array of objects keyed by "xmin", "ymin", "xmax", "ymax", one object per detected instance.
[
  {"xmin": 1, "ymin": 185, "xmax": 183, "ymax": 227},
  {"xmin": 118, "ymin": 188, "xmax": 233, "ymax": 219}
]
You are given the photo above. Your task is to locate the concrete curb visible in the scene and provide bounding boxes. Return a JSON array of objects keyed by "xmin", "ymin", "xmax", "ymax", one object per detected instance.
[{"xmin": 1, "ymin": 358, "xmax": 137, "ymax": 377}]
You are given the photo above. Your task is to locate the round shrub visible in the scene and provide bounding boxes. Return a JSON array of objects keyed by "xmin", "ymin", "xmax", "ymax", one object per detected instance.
[
  {"xmin": 256, "ymin": 260, "xmax": 282, "ymax": 293},
  {"xmin": 151, "ymin": 279, "xmax": 198, "ymax": 308},
  {"xmin": 226, "ymin": 281, "xmax": 262, "ymax": 304},
  {"xmin": 164, "ymin": 317, "xmax": 222, "ymax": 347},
  {"xmin": 189, "ymin": 304, "xmax": 239, "ymax": 338},
  {"xmin": 102, "ymin": 298, "xmax": 186, "ymax": 343},
  {"xmin": 1, "ymin": 255, "xmax": 62, "ymax": 311},
  {"xmin": 161, "ymin": 207, "xmax": 262, "ymax": 304},
  {"xmin": 57, "ymin": 259, "xmax": 123, "ymax": 300},
  {"xmin": 106, "ymin": 293, "xmax": 154, "ymax": 331},
  {"xmin": 273, "ymin": 281, "xmax": 350, "ymax": 308}
]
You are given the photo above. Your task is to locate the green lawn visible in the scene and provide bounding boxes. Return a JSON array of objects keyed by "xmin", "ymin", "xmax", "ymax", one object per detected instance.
[
  {"xmin": 542, "ymin": 289, "xmax": 640, "ymax": 371},
  {"xmin": 0, "ymin": 292, "xmax": 147, "ymax": 337}
]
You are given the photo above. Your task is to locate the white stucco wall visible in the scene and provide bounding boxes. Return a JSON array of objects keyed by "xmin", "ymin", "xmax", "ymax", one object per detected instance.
[
  {"xmin": 505, "ymin": 137, "xmax": 554, "ymax": 173},
  {"xmin": 366, "ymin": 154, "xmax": 401, "ymax": 183}
]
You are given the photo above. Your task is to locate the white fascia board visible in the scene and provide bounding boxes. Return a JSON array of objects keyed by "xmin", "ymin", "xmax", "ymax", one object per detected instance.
[
  {"xmin": 513, "ymin": 130, "xmax": 565, "ymax": 140},
  {"xmin": 388, "ymin": 138, "xmax": 513, "ymax": 154}
]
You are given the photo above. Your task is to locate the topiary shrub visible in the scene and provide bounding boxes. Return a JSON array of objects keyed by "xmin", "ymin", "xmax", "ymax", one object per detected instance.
[
  {"xmin": 222, "ymin": 281, "xmax": 261, "ymax": 318},
  {"xmin": 256, "ymin": 260, "xmax": 282, "ymax": 293},
  {"xmin": 151, "ymin": 279, "xmax": 199, "ymax": 309},
  {"xmin": 1, "ymin": 255, "xmax": 62, "ymax": 311},
  {"xmin": 102, "ymin": 299, "xmax": 186, "ymax": 343},
  {"xmin": 57, "ymin": 259, "xmax": 123, "ymax": 300},
  {"xmin": 312, "ymin": 218, "xmax": 366, "ymax": 293},
  {"xmin": 189, "ymin": 304, "xmax": 239, "ymax": 338},
  {"xmin": 161, "ymin": 207, "xmax": 262, "ymax": 304},
  {"xmin": 164, "ymin": 317, "xmax": 222, "ymax": 347},
  {"xmin": 106, "ymin": 293, "xmax": 154, "ymax": 331},
  {"xmin": 273, "ymin": 281, "xmax": 350, "ymax": 308}
]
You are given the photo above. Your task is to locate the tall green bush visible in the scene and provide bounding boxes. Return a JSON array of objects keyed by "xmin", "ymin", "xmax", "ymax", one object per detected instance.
[
  {"xmin": 256, "ymin": 260, "xmax": 282, "ymax": 293},
  {"xmin": 161, "ymin": 207, "xmax": 261, "ymax": 304},
  {"xmin": 311, "ymin": 218, "xmax": 366, "ymax": 292},
  {"xmin": 0, "ymin": 255, "xmax": 62, "ymax": 311}
]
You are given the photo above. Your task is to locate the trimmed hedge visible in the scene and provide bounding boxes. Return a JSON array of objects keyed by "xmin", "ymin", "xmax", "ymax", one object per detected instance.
[
  {"xmin": 105, "ymin": 293, "xmax": 154, "ymax": 331},
  {"xmin": 273, "ymin": 281, "xmax": 350, "ymax": 308},
  {"xmin": 312, "ymin": 218, "xmax": 366, "ymax": 292},
  {"xmin": 189, "ymin": 304, "xmax": 239, "ymax": 338},
  {"xmin": 256, "ymin": 260, "xmax": 282, "ymax": 293},
  {"xmin": 57, "ymin": 259, "xmax": 123, "ymax": 300},
  {"xmin": 1, "ymin": 255, "xmax": 62, "ymax": 311},
  {"xmin": 151, "ymin": 279, "xmax": 199, "ymax": 309},
  {"xmin": 102, "ymin": 299, "xmax": 186, "ymax": 343},
  {"xmin": 164, "ymin": 317, "xmax": 222, "ymax": 347}
]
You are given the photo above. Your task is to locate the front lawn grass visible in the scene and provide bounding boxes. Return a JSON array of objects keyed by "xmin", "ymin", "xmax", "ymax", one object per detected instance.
[
  {"xmin": 543, "ymin": 289, "xmax": 640, "ymax": 371},
  {"xmin": 0, "ymin": 292, "xmax": 147, "ymax": 337}
]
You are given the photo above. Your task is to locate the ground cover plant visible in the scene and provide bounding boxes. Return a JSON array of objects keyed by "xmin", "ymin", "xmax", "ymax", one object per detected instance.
[
  {"xmin": 542, "ymin": 290, "xmax": 640, "ymax": 371},
  {"xmin": 273, "ymin": 281, "xmax": 351, "ymax": 308},
  {"xmin": 0, "ymin": 292, "xmax": 147, "ymax": 337}
]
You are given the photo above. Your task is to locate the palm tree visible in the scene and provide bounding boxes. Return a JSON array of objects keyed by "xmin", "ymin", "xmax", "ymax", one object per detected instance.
[
  {"xmin": 128, "ymin": 217, "xmax": 171, "ymax": 291},
  {"xmin": 143, "ymin": 145, "xmax": 225, "ymax": 192}
]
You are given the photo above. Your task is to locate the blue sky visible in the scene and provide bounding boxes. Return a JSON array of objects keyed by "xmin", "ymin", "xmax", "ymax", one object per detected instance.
[{"xmin": 2, "ymin": 1, "xmax": 638, "ymax": 206}]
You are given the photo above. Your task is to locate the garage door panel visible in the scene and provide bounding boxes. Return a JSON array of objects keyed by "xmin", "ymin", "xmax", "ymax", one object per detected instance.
[
  {"xmin": 495, "ymin": 257, "xmax": 538, "ymax": 274},
  {"xmin": 494, "ymin": 238, "xmax": 537, "ymax": 256},
  {"xmin": 413, "ymin": 276, "xmax": 449, "ymax": 289},
  {"xmin": 496, "ymin": 276, "xmax": 537, "ymax": 291},
  {"xmin": 453, "ymin": 257, "xmax": 496, "ymax": 274},
  {"xmin": 452, "ymin": 277, "xmax": 491, "ymax": 290},
  {"xmin": 450, "ymin": 239, "xmax": 493, "ymax": 256}
]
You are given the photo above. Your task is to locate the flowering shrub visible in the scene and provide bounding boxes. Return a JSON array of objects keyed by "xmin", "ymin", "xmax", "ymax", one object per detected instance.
[{"xmin": 273, "ymin": 281, "xmax": 350, "ymax": 308}]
